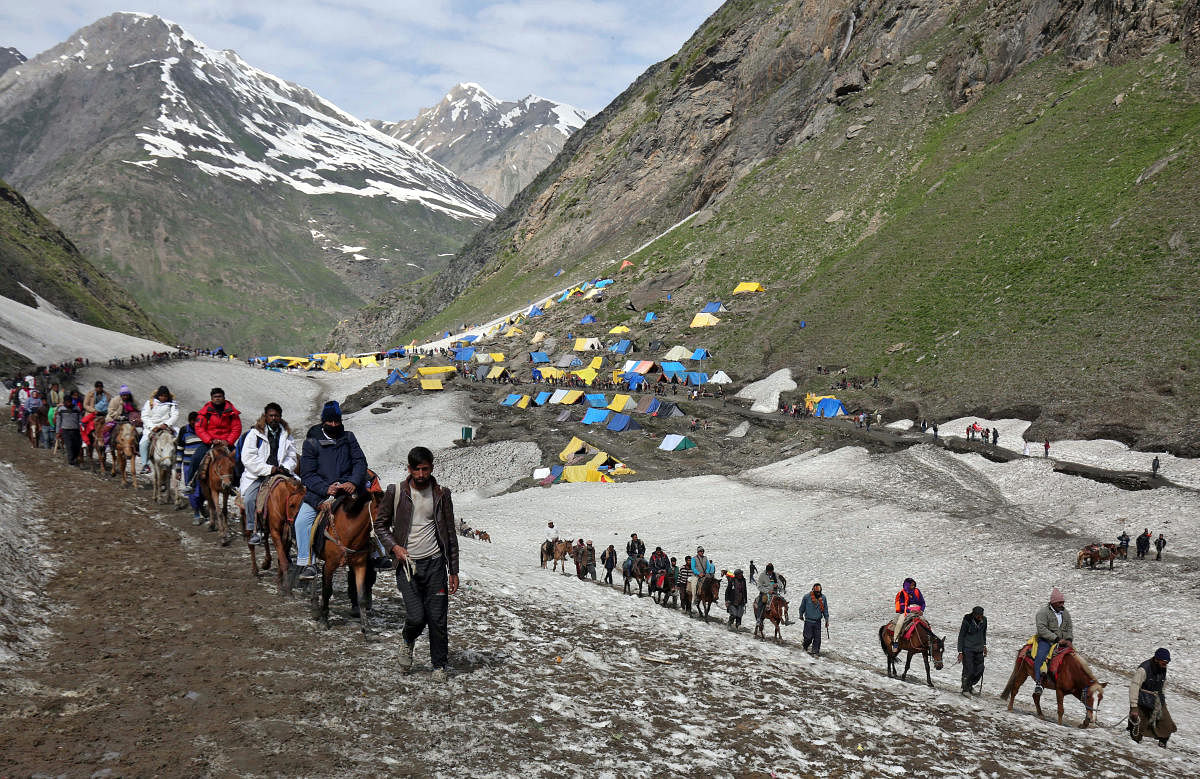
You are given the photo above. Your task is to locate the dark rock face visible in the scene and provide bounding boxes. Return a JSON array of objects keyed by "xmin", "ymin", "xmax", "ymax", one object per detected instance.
[{"xmin": 0, "ymin": 47, "xmax": 24, "ymax": 77}]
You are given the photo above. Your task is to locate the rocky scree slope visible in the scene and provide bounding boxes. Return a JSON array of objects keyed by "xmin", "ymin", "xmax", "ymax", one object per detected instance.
[
  {"xmin": 337, "ymin": 0, "xmax": 1200, "ymax": 452},
  {"xmin": 371, "ymin": 83, "xmax": 588, "ymax": 207},
  {"xmin": 0, "ymin": 13, "xmax": 498, "ymax": 353},
  {"xmin": 0, "ymin": 177, "xmax": 168, "ymax": 345}
]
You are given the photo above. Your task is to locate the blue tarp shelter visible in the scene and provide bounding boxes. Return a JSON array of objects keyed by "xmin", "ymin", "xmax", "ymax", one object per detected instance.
[
  {"xmin": 581, "ymin": 314, "xmax": 597, "ymax": 324},
  {"xmin": 609, "ymin": 339, "xmax": 633, "ymax": 354},
  {"xmin": 528, "ymin": 306, "xmax": 545, "ymax": 317},
  {"xmin": 595, "ymin": 279, "xmax": 615, "ymax": 289},
  {"xmin": 460, "ymin": 334, "xmax": 478, "ymax": 343},
  {"xmin": 702, "ymin": 302, "xmax": 728, "ymax": 313},
  {"xmin": 501, "ymin": 394, "xmax": 521, "ymax": 407},
  {"xmin": 454, "ymin": 348, "xmax": 475, "ymax": 362},
  {"xmin": 660, "ymin": 360, "xmax": 687, "ymax": 380},
  {"xmin": 644, "ymin": 312, "xmax": 657, "ymax": 323},
  {"xmin": 585, "ymin": 393, "xmax": 608, "ymax": 407},
  {"xmin": 622, "ymin": 372, "xmax": 646, "ymax": 389},
  {"xmin": 686, "ymin": 372, "xmax": 708, "ymax": 385},
  {"xmin": 386, "ymin": 369, "xmax": 408, "ymax": 386},
  {"xmin": 582, "ymin": 408, "xmax": 611, "ymax": 425},
  {"xmin": 643, "ymin": 398, "xmax": 661, "ymax": 415},
  {"xmin": 534, "ymin": 391, "xmax": 552, "ymax": 406},
  {"xmin": 606, "ymin": 414, "xmax": 642, "ymax": 432},
  {"xmin": 531, "ymin": 352, "xmax": 550, "ymax": 364},
  {"xmin": 385, "ymin": 347, "xmax": 405, "ymax": 356},
  {"xmin": 814, "ymin": 398, "xmax": 848, "ymax": 418},
  {"xmin": 691, "ymin": 348, "xmax": 710, "ymax": 360}
]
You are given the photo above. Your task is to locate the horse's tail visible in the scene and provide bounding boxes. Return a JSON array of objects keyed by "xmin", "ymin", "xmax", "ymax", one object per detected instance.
[
  {"xmin": 998, "ymin": 654, "xmax": 1024, "ymax": 699},
  {"xmin": 878, "ymin": 624, "xmax": 890, "ymax": 655}
]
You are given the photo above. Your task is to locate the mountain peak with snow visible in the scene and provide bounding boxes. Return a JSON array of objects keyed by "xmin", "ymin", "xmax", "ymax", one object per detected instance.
[
  {"xmin": 371, "ymin": 83, "xmax": 589, "ymax": 205},
  {"xmin": 0, "ymin": 47, "xmax": 26, "ymax": 77}
]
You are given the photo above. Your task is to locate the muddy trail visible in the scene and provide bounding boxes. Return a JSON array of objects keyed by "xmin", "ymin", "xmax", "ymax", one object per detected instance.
[{"xmin": 0, "ymin": 432, "xmax": 1189, "ymax": 777}]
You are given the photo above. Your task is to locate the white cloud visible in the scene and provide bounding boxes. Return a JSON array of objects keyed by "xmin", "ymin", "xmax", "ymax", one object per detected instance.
[{"xmin": 4, "ymin": 1, "xmax": 725, "ymax": 119}]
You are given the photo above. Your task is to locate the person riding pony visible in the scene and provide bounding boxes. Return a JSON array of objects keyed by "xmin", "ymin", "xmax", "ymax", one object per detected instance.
[
  {"xmin": 890, "ymin": 577, "xmax": 925, "ymax": 652},
  {"xmin": 188, "ymin": 387, "xmax": 241, "ymax": 488},
  {"xmin": 295, "ymin": 400, "xmax": 367, "ymax": 582},
  {"xmin": 101, "ymin": 385, "xmax": 141, "ymax": 449},
  {"xmin": 138, "ymin": 385, "xmax": 178, "ymax": 474}
]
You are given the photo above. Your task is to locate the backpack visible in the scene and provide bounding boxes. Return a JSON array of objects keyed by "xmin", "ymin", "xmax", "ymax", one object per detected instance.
[{"xmin": 233, "ymin": 429, "xmax": 256, "ymax": 482}]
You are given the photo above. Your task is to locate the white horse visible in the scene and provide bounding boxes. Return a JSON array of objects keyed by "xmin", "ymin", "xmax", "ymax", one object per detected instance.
[{"xmin": 148, "ymin": 427, "xmax": 177, "ymax": 504}]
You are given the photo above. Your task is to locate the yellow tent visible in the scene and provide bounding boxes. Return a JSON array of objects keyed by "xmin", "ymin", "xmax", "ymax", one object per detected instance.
[
  {"xmin": 506, "ymin": 327, "xmax": 525, "ymax": 337},
  {"xmin": 559, "ymin": 436, "xmax": 596, "ymax": 462},
  {"xmin": 562, "ymin": 390, "xmax": 584, "ymax": 404},
  {"xmin": 515, "ymin": 395, "xmax": 531, "ymax": 409},
  {"xmin": 733, "ymin": 282, "xmax": 766, "ymax": 294},
  {"xmin": 609, "ymin": 464, "xmax": 636, "ymax": 476},
  {"xmin": 420, "ymin": 379, "xmax": 444, "ymax": 391},
  {"xmin": 608, "ymin": 394, "xmax": 634, "ymax": 411},
  {"xmin": 321, "ymin": 358, "xmax": 341, "ymax": 372},
  {"xmin": 486, "ymin": 365, "xmax": 507, "ymax": 380},
  {"xmin": 489, "ymin": 352, "xmax": 505, "ymax": 362},
  {"xmin": 559, "ymin": 466, "xmax": 612, "ymax": 483},
  {"xmin": 804, "ymin": 393, "xmax": 840, "ymax": 412},
  {"xmin": 358, "ymin": 355, "xmax": 378, "ymax": 367},
  {"xmin": 530, "ymin": 331, "xmax": 548, "ymax": 344},
  {"xmin": 537, "ymin": 366, "xmax": 565, "ymax": 379},
  {"xmin": 572, "ymin": 368, "xmax": 598, "ymax": 385},
  {"xmin": 689, "ymin": 312, "xmax": 720, "ymax": 328},
  {"xmin": 608, "ymin": 325, "xmax": 630, "ymax": 334},
  {"xmin": 418, "ymin": 365, "xmax": 456, "ymax": 376},
  {"xmin": 339, "ymin": 357, "xmax": 359, "ymax": 370},
  {"xmin": 574, "ymin": 337, "xmax": 601, "ymax": 351},
  {"xmin": 588, "ymin": 356, "xmax": 604, "ymax": 370},
  {"xmin": 312, "ymin": 352, "xmax": 339, "ymax": 361}
]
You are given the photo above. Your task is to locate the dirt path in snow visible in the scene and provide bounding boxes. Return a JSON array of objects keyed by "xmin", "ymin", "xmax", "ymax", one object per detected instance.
[{"xmin": 0, "ymin": 431, "xmax": 1190, "ymax": 777}]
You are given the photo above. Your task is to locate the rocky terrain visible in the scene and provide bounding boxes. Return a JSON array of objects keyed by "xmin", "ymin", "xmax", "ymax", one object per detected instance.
[
  {"xmin": 0, "ymin": 13, "xmax": 497, "ymax": 352},
  {"xmin": 0, "ymin": 47, "xmax": 23, "ymax": 77},
  {"xmin": 371, "ymin": 83, "xmax": 588, "ymax": 206},
  {"xmin": 335, "ymin": 0, "xmax": 1200, "ymax": 451}
]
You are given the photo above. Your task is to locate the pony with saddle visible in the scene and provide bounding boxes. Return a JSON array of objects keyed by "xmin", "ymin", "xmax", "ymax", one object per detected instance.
[
  {"xmin": 110, "ymin": 420, "xmax": 140, "ymax": 488},
  {"xmin": 649, "ymin": 567, "xmax": 674, "ymax": 605},
  {"xmin": 25, "ymin": 407, "xmax": 46, "ymax": 448},
  {"xmin": 879, "ymin": 612, "xmax": 945, "ymax": 686},
  {"xmin": 539, "ymin": 540, "xmax": 554, "ymax": 567},
  {"xmin": 551, "ymin": 539, "xmax": 572, "ymax": 574},
  {"xmin": 623, "ymin": 556, "xmax": 650, "ymax": 596},
  {"xmin": 262, "ymin": 475, "xmax": 307, "ymax": 595},
  {"xmin": 1076, "ymin": 543, "xmax": 1119, "ymax": 569},
  {"xmin": 198, "ymin": 440, "xmax": 238, "ymax": 545},
  {"xmin": 694, "ymin": 574, "xmax": 721, "ymax": 621},
  {"xmin": 310, "ymin": 471, "xmax": 384, "ymax": 635},
  {"xmin": 755, "ymin": 592, "xmax": 788, "ymax": 641},
  {"xmin": 1000, "ymin": 641, "xmax": 1106, "ymax": 726}
]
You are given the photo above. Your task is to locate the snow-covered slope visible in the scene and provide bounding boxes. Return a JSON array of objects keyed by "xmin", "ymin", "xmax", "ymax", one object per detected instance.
[
  {"xmin": 0, "ymin": 293, "xmax": 169, "ymax": 363},
  {"xmin": 372, "ymin": 83, "xmax": 589, "ymax": 205}
]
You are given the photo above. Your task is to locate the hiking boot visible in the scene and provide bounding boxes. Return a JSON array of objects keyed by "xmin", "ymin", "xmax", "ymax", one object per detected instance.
[
  {"xmin": 890, "ymin": 641, "xmax": 899, "ymax": 652},
  {"xmin": 398, "ymin": 642, "xmax": 414, "ymax": 673},
  {"xmin": 192, "ymin": 513, "xmax": 206, "ymax": 525},
  {"xmin": 961, "ymin": 688, "xmax": 973, "ymax": 697},
  {"xmin": 140, "ymin": 465, "xmax": 151, "ymax": 475},
  {"xmin": 1033, "ymin": 684, "xmax": 1044, "ymax": 696},
  {"xmin": 297, "ymin": 565, "xmax": 318, "ymax": 581},
  {"xmin": 248, "ymin": 531, "xmax": 264, "ymax": 545},
  {"xmin": 431, "ymin": 667, "xmax": 447, "ymax": 682}
]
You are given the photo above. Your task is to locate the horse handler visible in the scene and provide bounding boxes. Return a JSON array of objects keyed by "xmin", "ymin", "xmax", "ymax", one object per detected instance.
[
  {"xmin": 374, "ymin": 446, "xmax": 460, "ymax": 681},
  {"xmin": 1129, "ymin": 648, "xmax": 1176, "ymax": 747}
]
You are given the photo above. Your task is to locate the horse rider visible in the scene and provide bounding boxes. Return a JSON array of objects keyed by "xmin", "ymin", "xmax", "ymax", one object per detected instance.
[
  {"xmin": 188, "ymin": 388, "xmax": 242, "ymax": 487},
  {"xmin": 1033, "ymin": 587, "xmax": 1073, "ymax": 695},
  {"xmin": 295, "ymin": 401, "xmax": 366, "ymax": 581},
  {"xmin": 624, "ymin": 533, "xmax": 645, "ymax": 577},
  {"xmin": 101, "ymin": 385, "xmax": 141, "ymax": 449},
  {"xmin": 238, "ymin": 402, "xmax": 298, "ymax": 546},
  {"xmin": 689, "ymin": 546, "xmax": 715, "ymax": 603},
  {"xmin": 754, "ymin": 562, "xmax": 780, "ymax": 629},
  {"xmin": 649, "ymin": 546, "xmax": 669, "ymax": 573},
  {"xmin": 138, "ymin": 385, "xmax": 178, "ymax": 474},
  {"xmin": 1128, "ymin": 648, "xmax": 1176, "ymax": 747},
  {"xmin": 725, "ymin": 569, "xmax": 748, "ymax": 630},
  {"xmin": 83, "ymin": 380, "xmax": 110, "ymax": 417},
  {"xmin": 1117, "ymin": 530, "xmax": 1131, "ymax": 555},
  {"xmin": 176, "ymin": 412, "xmax": 206, "ymax": 524},
  {"xmin": 890, "ymin": 577, "xmax": 925, "ymax": 652}
]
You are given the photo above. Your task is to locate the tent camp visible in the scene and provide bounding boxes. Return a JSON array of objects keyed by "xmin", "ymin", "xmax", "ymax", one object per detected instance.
[
  {"xmin": 549, "ymin": 389, "xmax": 570, "ymax": 404},
  {"xmin": 574, "ymin": 337, "xmax": 602, "ymax": 351},
  {"xmin": 608, "ymin": 394, "xmax": 634, "ymax": 411},
  {"xmin": 572, "ymin": 367, "xmax": 599, "ymax": 385},
  {"xmin": 653, "ymin": 403, "xmax": 685, "ymax": 418},
  {"xmin": 532, "ymin": 366, "xmax": 564, "ymax": 380},
  {"xmin": 608, "ymin": 325, "xmax": 630, "ymax": 334},
  {"xmin": 633, "ymin": 396, "xmax": 656, "ymax": 414},
  {"xmin": 709, "ymin": 370, "xmax": 732, "ymax": 384},
  {"xmin": 733, "ymin": 282, "xmax": 765, "ymax": 294},
  {"xmin": 516, "ymin": 395, "xmax": 530, "ymax": 409},
  {"xmin": 580, "ymin": 314, "xmax": 597, "ymax": 324},
  {"xmin": 658, "ymin": 434, "xmax": 697, "ymax": 451},
  {"xmin": 690, "ymin": 313, "xmax": 720, "ymax": 328},
  {"xmin": 562, "ymin": 390, "xmax": 584, "ymax": 404},
  {"xmin": 420, "ymin": 379, "xmax": 444, "ymax": 391},
  {"xmin": 606, "ymin": 413, "xmax": 641, "ymax": 432},
  {"xmin": 814, "ymin": 397, "xmax": 848, "ymax": 418},
  {"xmin": 581, "ymin": 408, "xmax": 611, "ymax": 425},
  {"xmin": 453, "ymin": 348, "xmax": 474, "ymax": 362},
  {"xmin": 701, "ymin": 302, "xmax": 728, "ymax": 313},
  {"xmin": 661, "ymin": 345, "xmax": 692, "ymax": 361},
  {"xmin": 559, "ymin": 436, "xmax": 598, "ymax": 462},
  {"xmin": 585, "ymin": 393, "xmax": 608, "ymax": 407},
  {"xmin": 621, "ymin": 373, "xmax": 647, "ymax": 389},
  {"xmin": 659, "ymin": 361, "xmax": 687, "ymax": 380},
  {"xmin": 686, "ymin": 372, "xmax": 708, "ymax": 385},
  {"xmin": 643, "ymin": 312, "xmax": 657, "ymax": 323},
  {"xmin": 534, "ymin": 391, "xmax": 552, "ymax": 406}
]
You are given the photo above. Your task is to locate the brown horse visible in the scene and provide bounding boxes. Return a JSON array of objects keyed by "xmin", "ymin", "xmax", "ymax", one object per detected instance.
[
  {"xmin": 311, "ymin": 481, "xmax": 384, "ymax": 635},
  {"xmin": 110, "ymin": 421, "xmax": 139, "ymax": 488},
  {"xmin": 25, "ymin": 407, "xmax": 46, "ymax": 448},
  {"xmin": 148, "ymin": 427, "xmax": 176, "ymax": 504},
  {"xmin": 1000, "ymin": 644, "xmax": 1107, "ymax": 727},
  {"xmin": 81, "ymin": 414, "xmax": 107, "ymax": 473},
  {"xmin": 551, "ymin": 539, "xmax": 573, "ymax": 574},
  {"xmin": 264, "ymin": 476, "xmax": 306, "ymax": 595},
  {"xmin": 695, "ymin": 575, "xmax": 721, "ymax": 621},
  {"xmin": 754, "ymin": 595, "xmax": 788, "ymax": 641},
  {"xmin": 474, "ymin": 530, "xmax": 491, "ymax": 543},
  {"xmin": 539, "ymin": 540, "xmax": 554, "ymax": 567},
  {"xmin": 200, "ymin": 441, "xmax": 238, "ymax": 545},
  {"xmin": 1076, "ymin": 544, "xmax": 1115, "ymax": 570},
  {"xmin": 879, "ymin": 618, "xmax": 946, "ymax": 687},
  {"xmin": 623, "ymin": 557, "xmax": 650, "ymax": 596}
]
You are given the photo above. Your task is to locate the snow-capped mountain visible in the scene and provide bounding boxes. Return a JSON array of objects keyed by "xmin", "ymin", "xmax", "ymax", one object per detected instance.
[
  {"xmin": 0, "ymin": 13, "xmax": 499, "ymax": 351},
  {"xmin": 0, "ymin": 47, "xmax": 24, "ymax": 77},
  {"xmin": 372, "ymin": 83, "xmax": 589, "ymax": 205}
]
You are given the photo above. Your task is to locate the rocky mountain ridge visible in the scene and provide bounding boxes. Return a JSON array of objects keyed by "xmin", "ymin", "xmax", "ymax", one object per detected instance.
[
  {"xmin": 334, "ymin": 0, "xmax": 1200, "ymax": 450},
  {"xmin": 0, "ymin": 48, "xmax": 24, "ymax": 77},
  {"xmin": 371, "ymin": 82, "xmax": 588, "ymax": 205},
  {"xmin": 0, "ymin": 13, "xmax": 498, "ymax": 352}
]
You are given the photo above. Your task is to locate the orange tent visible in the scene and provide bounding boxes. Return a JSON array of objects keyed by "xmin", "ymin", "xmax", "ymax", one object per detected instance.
[{"xmin": 620, "ymin": 260, "xmax": 634, "ymax": 271}]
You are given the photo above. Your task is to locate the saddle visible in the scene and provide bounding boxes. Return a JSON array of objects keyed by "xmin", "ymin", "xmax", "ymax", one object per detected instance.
[
  {"xmin": 1019, "ymin": 637, "xmax": 1073, "ymax": 681},
  {"xmin": 902, "ymin": 616, "xmax": 930, "ymax": 641},
  {"xmin": 257, "ymin": 474, "xmax": 296, "ymax": 524}
]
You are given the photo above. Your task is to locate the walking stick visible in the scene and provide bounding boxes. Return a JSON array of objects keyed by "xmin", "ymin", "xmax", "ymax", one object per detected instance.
[{"xmin": 977, "ymin": 665, "xmax": 984, "ymax": 695}]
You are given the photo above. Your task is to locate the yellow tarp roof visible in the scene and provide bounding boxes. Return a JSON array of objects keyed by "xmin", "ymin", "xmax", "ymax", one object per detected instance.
[
  {"xmin": 559, "ymin": 436, "xmax": 595, "ymax": 462},
  {"xmin": 608, "ymin": 394, "xmax": 633, "ymax": 411},
  {"xmin": 358, "ymin": 355, "xmax": 378, "ymax": 367},
  {"xmin": 572, "ymin": 368, "xmax": 598, "ymax": 385},
  {"xmin": 562, "ymin": 390, "xmax": 584, "ymax": 404},
  {"xmin": 608, "ymin": 325, "xmax": 630, "ymax": 334},
  {"xmin": 560, "ymin": 466, "xmax": 612, "ymax": 483},
  {"xmin": 489, "ymin": 353, "xmax": 505, "ymax": 362},
  {"xmin": 689, "ymin": 312, "xmax": 720, "ymax": 328},
  {"xmin": 339, "ymin": 357, "xmax": 359, "ymax": 369},
  {"xmin": 312, "ymin": 352, "xmax": 339, "ymax": 361},
  {"xmin": 515, "ymin": 395, "xmax": 530, "ymax": 409},
  {"xmin": 537, "ymin": 366, "xmax": 565, "ymax": 379},
  {"xmin": 588, "ymin": 356, "xmax": 603, "ymax": 370},
  {"xmin": 733, "ymin": 282, "xmax": 765, "ymax": 294},
  {"xmin": 420, "ymin": 379, "xmax": 444, "ymax": 391},
  {"xmin": 486, "ymin": 365, "xmax": 507, "ymax": 379},
  {"xmin": 418, "ymin": 365, "xmax": 456, "ymax": 375},
  {"xmin": 321, "ymin": 359, "xmax": 341, "ymax": 372}
]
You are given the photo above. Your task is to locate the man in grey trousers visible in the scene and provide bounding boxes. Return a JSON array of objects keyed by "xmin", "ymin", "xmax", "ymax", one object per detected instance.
[{"xmin": 374, "ymin": 446, "xmax": 460, "ymax": 681}]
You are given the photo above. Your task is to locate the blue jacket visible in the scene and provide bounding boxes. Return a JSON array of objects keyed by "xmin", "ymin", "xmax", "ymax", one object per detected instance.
[
  {"xmin": 799, "ymin": 592, "xmax": 829, "ymax": 621},
  {"xmin": 299, "ymin": 429, "xmax": 367, "ymax": 509}
]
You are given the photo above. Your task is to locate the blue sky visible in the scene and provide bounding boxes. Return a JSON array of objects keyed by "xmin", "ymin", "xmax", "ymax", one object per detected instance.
[{"xmin": 5, "ymin": 1, "xmax": 726, "ymax": 119}]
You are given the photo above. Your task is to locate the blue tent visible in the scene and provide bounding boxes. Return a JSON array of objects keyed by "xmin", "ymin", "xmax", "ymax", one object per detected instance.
[
  {"xmin": 606, "ymin": 413, "xmax": 642, "ymax": 432},
  {"xmin": 385, "ymin": 347, "xmax": 406, "ymax": 357},
  {"xmin": 528, "ymin": 306, "xmax": 545, "ymax": 317},
  {"xmin": 643, "ymin": 398, "xmax": 661, "ymax": 415},
  {"xmin": 814, "ymin": 398, "xmax": 848, "ymax": 418},
  {"xmin": 500, "ymin": 394, "xmax": 521, "ymax": 407},
  {"xmin": 581, "ymin": 314, "xmax": 597, "ymax": 324},
  {"xmin": 534, "ymin": 391, "xmax": 552, "ymax": 406},
  {"xmin": 582, "ymin": 408, "xmax": 611, "ymax": 425},
  {"xmin": 454, "ymin": 348, "xmax": 475, "ymax": 362},
  {"xmin": 585, "ymin": 393, "xmax": 608, "ymax": 407},
  {"xmin": 702, "ymin": 302, "xmax": 727, "ymax": 313},
  {"xmin": 386, "ymin": 369, "xmax": 408, "ymax": 386},
  {"xmin": 530, "ymin": 352, "xmax": 550, "ymax": 364},
  {"xmin": 660, "ymin": 360, "xmax": 686, "ymax": 380},
  {"xmin": 644, "ymin": 312, "xmax": 657, "ymax": 323},
  {"xmin": 442, "ymin": 331, "xmax": 452, "ymax": 338},
  {"xmin": 622, "ymin": 372, "xmax": 646, "ymax": 389},
  {"xmin": 691, "ymin": 348, "xmax": 710, "ymax": 360},
  {"xmin": 686, "ymin": 372, "xmax": 708, "ymax": 385},
  {"xmin": 557, "ymin": 290, "xmax": 571, "ymax": 302},
  {"xmin": 609, "ymin": 339, "xmax": 632, "ymax": 354},
  {"xmin": 554, "ymin": 269, "xmax": 564, "ymax": 277},
  {"xmin": 595, "ymin": 279, "xmax": 615, "ymax": 289},
  {"xmin": 459, "ymin": 334, "xmax": 479, "ymax": 343}
]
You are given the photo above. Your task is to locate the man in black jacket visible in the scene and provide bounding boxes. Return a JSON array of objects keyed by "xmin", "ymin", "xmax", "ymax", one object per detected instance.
[
  {"xmin": 295, "ymin": 401, "xmax": 366, "ymax": 580},
  {"xmin": 957, "ymin": 606, "xmax": 988, "ymax": 696},
  {"xmin": 374, "ymin": 446, "xmax": 460, "ymax": 681}
]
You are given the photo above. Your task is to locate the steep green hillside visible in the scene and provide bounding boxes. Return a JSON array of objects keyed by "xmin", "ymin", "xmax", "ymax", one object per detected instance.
[{"xmin": 0, "ymin": 178, "xmax": 169, "ymax": 343}]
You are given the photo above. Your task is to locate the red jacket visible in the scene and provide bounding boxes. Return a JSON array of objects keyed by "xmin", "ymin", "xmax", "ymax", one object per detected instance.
[{"xmin": 196, "ymin": 400, "xmax": 242, "ymax": 445}]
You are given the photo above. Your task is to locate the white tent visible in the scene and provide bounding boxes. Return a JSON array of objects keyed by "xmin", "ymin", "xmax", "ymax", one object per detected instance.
[
  {"xmin": 709, "ymin": 370, "xmax": 733, "ymax": 384},
  {"xmin": 662, "ymin": 345, "xmax": 692, "ymax": 361},
  {"xmin": 549, "ymin": 389, "xmax": 570, "ymax": 404}
]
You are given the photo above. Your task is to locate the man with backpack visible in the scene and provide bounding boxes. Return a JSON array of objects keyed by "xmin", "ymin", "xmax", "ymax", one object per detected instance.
[{"xmin": 238, "ymin": 403, "xmax": 298, "ymax": 546}]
